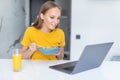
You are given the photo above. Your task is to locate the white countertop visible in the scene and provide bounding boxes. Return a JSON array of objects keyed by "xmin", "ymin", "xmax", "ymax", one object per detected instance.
[{"xmin": 0, "ymin": 59, "xmax": 120, "ymax": 80}]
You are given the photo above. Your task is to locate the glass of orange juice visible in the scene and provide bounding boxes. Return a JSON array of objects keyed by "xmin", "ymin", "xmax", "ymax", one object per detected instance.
[{"xmin": 12, "ymin": 48, "xmax": 22, "ymax": 71}]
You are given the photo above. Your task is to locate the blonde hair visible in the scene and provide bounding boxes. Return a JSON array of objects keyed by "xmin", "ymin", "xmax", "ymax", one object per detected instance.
[{"xmin": 32, "ymin": 1, "xmax": 61, "ymax": 29}]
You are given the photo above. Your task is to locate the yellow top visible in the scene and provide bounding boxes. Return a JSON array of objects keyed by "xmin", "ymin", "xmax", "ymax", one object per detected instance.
[{"xmin": 21, "ymin": 26, "xmax": 65, "ymax": 60}]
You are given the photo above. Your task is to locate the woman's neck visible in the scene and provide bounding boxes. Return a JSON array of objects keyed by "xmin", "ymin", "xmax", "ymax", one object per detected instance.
[{"xmin": 40, "ymin": 27, "xmax": 52, "ymax": 33}]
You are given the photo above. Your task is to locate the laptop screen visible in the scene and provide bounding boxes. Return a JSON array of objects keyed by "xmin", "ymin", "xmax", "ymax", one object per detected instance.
[{"xmin": 50, "ymin": 42, "xmax": 113, "ymax": 74}]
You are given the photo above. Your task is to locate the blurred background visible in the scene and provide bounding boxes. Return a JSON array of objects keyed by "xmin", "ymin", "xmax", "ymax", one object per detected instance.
[
  {"xmin": 0, "ymin": 0, "xmax": 71, "ymax": 59},
  {"xmin": 0, "ymin": 0, "xmax": 120, "ymax": 61}
]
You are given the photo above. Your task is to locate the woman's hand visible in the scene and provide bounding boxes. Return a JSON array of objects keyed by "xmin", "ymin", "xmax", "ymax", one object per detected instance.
[
  {"xmin": 29, "ymin": 42, "xmax": 37, "ymax": 53},
  {"xmin": 55, "ymin": 47, "xmax": 64, "ymax": 60},
  {"xmin": 21, "ymin": 42, "xmax": 37, "ymax": 59}
]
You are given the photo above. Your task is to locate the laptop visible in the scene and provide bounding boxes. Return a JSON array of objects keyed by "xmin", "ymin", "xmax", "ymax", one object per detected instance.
[{"xmin": 50, "ymin": 42, "xmax": 113, "ymax": 74}]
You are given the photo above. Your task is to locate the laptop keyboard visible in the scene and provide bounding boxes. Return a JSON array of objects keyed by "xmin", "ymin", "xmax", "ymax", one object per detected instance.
[{"xmin": 63, "ymin": 66, "xmax": 75, "ymax": 71}]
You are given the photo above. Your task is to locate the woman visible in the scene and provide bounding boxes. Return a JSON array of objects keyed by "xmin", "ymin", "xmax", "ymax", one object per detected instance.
[{"xmin": 20, "ymin": 1, "xmax": 65, "ymax": 60}]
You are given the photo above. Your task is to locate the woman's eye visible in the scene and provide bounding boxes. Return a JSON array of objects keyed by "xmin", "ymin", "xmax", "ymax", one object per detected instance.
[
  {"xmin": 50, "ymin": 16, "xmax": 60, "ymax": 20},
  {"xmin": 50, "ymin": 17, "xmax": 54, "ymax": 19},
  {"xmin": 57, "ymin": 17, "xmax": 60, "ymax": 20}
]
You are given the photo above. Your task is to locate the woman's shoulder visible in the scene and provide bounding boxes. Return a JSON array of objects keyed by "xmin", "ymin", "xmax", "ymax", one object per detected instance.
[
  {"xmin": 55, "ymin": 27, "xmax": 64, "ymax": 33},
  {"xmin": 26, "ymin": 26, "xmax": 37, "ymax": 31},
  {"xmin": 24, "ymin": 26, "xmax": 38, "ymax": 34}
]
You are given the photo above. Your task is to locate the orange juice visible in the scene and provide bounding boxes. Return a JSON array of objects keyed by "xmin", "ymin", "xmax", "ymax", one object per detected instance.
[{"xmin": 13, "ymin": 53, "xmax": 22, "ymax": 71}]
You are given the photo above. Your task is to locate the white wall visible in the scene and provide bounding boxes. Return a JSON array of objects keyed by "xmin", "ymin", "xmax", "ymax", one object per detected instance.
[
  {"xmin": 71, "ymin": 0, "xmax": 120, "ymax": 60},
  {"xmin": 0, "ymin": 0, "xmax": 26, "ymax": 58}
]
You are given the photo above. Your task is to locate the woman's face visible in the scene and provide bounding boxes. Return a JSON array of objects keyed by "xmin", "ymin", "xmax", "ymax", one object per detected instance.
[{"xmin": 40, "ymin": 7, "xmax": 61, "ymax": 32}]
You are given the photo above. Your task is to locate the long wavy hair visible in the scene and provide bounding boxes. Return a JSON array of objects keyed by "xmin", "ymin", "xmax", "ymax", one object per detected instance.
[{"xmin": 32, "ymin": 1, "xmax": 61, "ymax": 29}]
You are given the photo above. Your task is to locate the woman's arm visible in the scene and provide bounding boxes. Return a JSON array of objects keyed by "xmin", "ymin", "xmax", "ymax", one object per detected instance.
[
  {"xmin": 20, "ymin": 42, "xmax": 37, "ymax": 59},
  {"xmin": 56, "ymin": 47, "xmax": 64, "ymax": 60}
]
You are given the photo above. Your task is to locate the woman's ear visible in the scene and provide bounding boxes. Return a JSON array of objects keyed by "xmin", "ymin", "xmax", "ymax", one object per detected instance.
[{"xmin": 40, "ymin": 13, "xmax": 44, "ymax": 20}]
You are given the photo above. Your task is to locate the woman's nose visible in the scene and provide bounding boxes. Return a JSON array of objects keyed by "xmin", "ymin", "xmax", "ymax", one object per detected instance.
[{"xmin": 53, "ymin": 19, "xmax": 59, "ymax": 24}]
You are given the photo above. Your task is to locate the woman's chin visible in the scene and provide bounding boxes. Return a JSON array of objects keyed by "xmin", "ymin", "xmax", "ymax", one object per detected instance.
[{"xmin": 50, "ymin": 27, "xmax": 56, "ymax": 30}]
